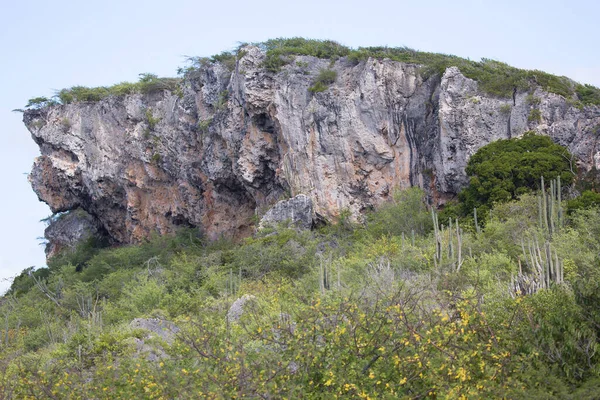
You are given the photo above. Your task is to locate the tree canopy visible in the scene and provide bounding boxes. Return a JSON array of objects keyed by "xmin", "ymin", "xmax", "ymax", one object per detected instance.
[{"xmin": 459, "ymin": 132, "xmax": 575, "ymax": 213}]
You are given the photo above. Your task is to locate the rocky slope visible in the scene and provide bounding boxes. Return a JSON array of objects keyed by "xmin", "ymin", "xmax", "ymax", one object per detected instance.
[{"xmin": 24, "ymin": 46, "xmax": 600, "ymax": 248}]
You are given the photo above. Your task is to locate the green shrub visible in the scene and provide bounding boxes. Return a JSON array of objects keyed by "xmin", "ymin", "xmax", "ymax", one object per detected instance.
[
  {"xmin": 197, "ymin": 118, "xmax": 212, "ymax": 133},
  {"xmin": 526, "ymin": 94, "xmax": 541, "ymax": 105},
  {"xmin": 53, "ymin": 74, "xmax": 181, "ymax": 105},
  {"xmin": 260, "ymin": 37, "xmax": 349, "ymax": 72},
  {"xmin": 366, "ymin": 187, "xmax": 432, "ymax": 237},
  {"xmin": 25, "ymin": 96, "xmax": 58, "ymax": 109},
  {"xmin": 216, "ymin": 90, "xmax": 229, "ymax": 109},
  {"xmin": 528, "ymin": 108, "xmax": 542, "ymax": 123},
  {"xmin": 308, "ymin": 69, "xmax": 337, "ymax": 93},
  {"xmin": 576, "ymin": 83, "xmax": 600, "ymax": 106},
  {"xmin": 567, "ymin": 190, "xmax": 600, "ymax": 214},
  {"xmin": 459, "ymin": 132, "xmax": 575, "ymax": 216},
  {"xmin": 145, "ymin": 109, "xmax": 160, "ymax": 130}
]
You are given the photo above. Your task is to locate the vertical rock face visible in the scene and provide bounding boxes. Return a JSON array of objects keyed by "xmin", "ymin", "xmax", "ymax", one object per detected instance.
[
  {"xmin": 24, "ymin": 46, "xmax": 600, "ymax": 247},
  {"xmin": 259, "ymin": 194, "xmax": 314, "ymax": 230}
]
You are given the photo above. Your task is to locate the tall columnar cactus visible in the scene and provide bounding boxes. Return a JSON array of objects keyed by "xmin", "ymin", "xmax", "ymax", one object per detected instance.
[
  {"xmin": 537, "ymin": 176, "xmax": 564, "ymax": 237},
  {"xmin": 431, "ymin": 209, "xmax": 463, "ymax": 272},
  {"xmin": 514, "ymin": 238, "xmax": 564, "ymax": 296},
  {"xmin": 431, "ymin": 209, "xmax": 442, "ymax": 268},
  {"xmin": 473, "ymin": 208, "xmax": 481, "ymax": 234}
]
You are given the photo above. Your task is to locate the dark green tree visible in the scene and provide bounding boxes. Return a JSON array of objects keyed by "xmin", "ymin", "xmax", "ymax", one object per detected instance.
[{"xmin": 459, "ymin": 132, "xmax": 575, "ymax": 216}]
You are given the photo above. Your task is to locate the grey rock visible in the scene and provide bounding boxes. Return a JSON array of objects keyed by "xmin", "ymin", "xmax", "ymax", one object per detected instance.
[
  {"xmin": 130, "ymin": 318, "xmax": 179, "ymax": 362},
  {"xmin": 227, "ymin": 294, "xmax": 256, "ymax": 323},
  {"xmin": 259, "ymin": 194, "xmax": 314, "ymax": 230},
  {"xmin": 43, "ymin": 208, "xmax": 103, "ymax": 258},
  {"xmin": 24, "ymin": 46, "xmax": 600, "ymax": 245},
  {"xmin": 130, "ymin": 317, "xmax": 179, "ymax": 344}
]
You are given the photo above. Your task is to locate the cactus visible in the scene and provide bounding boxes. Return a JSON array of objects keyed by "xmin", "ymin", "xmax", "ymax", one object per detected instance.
[
  {"xmin": 538, "ymin": 176, "xmax": 564, "ymax": 237},
  {"xmin": 456, "ymin": 217, "xmax": 463, "ymax": 272},
  {"xmin": 431, "ymin": 209, "xmax": 442, "ymax": 268}
]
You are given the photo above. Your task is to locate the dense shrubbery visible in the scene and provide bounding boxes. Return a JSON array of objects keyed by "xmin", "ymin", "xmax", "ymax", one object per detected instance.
[
  {"xmin": 458, "ymin": 132, "xmax": 575, "ymax": 221},
  {"xmin": 28, "ymin": 38, "xmax": 600, "ymax": 109},
  {"xmin": 24, "ymin": 74, "xmax": 181, "ymax": 109},
  {"xmin": 3, "ymin": 170, "xmax": 600, "ymax": 396},
  {"xmin": 256, "ymin": 38, "xmax": 600, "ymax": 104}
]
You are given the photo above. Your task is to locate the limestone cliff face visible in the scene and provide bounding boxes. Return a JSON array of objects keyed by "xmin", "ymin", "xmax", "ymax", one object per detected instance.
[{"xmin": 24, "ymin": 46, "xmax": 600, "ymax": 246}]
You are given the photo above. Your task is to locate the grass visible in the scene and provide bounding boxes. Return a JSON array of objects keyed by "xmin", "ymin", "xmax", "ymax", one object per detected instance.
[
  {"xmin": 29, "ymin": 73, "xmax": 182, "ymax": 107},
  {"xmin": 26, "ymin": 38, "xmax": 600, "ymax": 108},
  {"xmin": 255, "ymin": 38, "xmax": 600, "ymax": 104}
]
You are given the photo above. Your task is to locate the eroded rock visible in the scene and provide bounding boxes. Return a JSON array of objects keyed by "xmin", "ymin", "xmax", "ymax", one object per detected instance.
[
  {"xmin": 130, "ymin": 318, "xmax": 180, "ymax": 362},
  {"xmin": 43, "ymin": 209, "xmax": 104, "ymax": 258},
  {"xmin": 259, "ymin": 194, "xmax": 314, "ymax": 230},
  {"xmin": 227, "ymin": 294, "xmax": 256, "ymax": 323},
  {"xmin": 24, "ymin": 46, "xmax": 600, "ymax": 245}
]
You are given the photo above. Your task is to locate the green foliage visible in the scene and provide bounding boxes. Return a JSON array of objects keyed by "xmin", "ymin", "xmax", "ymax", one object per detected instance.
[
  {"xmin": 576, "ymin": 84, "xmax": 600, "ymax": 106},
  {"xmin": 459, "ymin": 132, "xmax": 575, "ymax": 216},
  {"xmin": 5, "ymin": 138, "xmax": 600, "ymax": 397},
  {"xmin": 528, "ymin": 108, "xmax": 542, "ymax": 123},
  {"xmin": 216, "ymin": 90, "xmax": 229, "ymax": 109},
  {"xmin": 308, "ymin": 68, "xmax": 337, "ymax": 93},
  {"xmin": 366, "ymin": 187, "xmax": 432, "ymax": 237},
  {"xmin": 145, "ymin": 109, "xmax": 160, "ymax": 130},
  {"xmin": 499, "ymin": 103, "xmax": 512, "ymax": 115},
  {"xmin": 28, "ymin": 38, "xmax": 600, "ymax": 112},
  {"xmin": 567, "ymin": 190, "xmax": 600, "ymax": 214},
  {"xmin": 54, "ymin": 73, "xmax": 181, "ymax": 105},
  {"xmin": 196, "ymin": 118, "xmax": 212, "ymax": 134},
  {"xmin": 260, "ymin": 37, "xmax": 349, "ymax": 72},
  {"xmin": 24, "ymin": 96, "xmax": 58, "ymax": 109}
]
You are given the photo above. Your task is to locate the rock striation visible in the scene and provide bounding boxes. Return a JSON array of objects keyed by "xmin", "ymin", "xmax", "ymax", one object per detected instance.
[
  {"xmin": 259, "ymin": 194, "xmax": 314, "ymax": 230},
  {"xmin": 24, "ymin": 46, "xmax": 600, "ymax": 249}
]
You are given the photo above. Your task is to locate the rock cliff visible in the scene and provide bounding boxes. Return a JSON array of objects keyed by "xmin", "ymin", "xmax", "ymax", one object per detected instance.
[{"xmin": 24, "ymin": 46, "xmax": 600, "ymax": 247}]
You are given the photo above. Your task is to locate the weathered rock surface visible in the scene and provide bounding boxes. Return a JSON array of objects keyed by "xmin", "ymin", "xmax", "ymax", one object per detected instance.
[
  {"xmin": 24, "ymin": 46, "xmax": 600, "ymax": 247},
  {"xmin": 259, "ymin": 194, "xmax": 314, "ymax": 229},
  {"xmin": 130, "ymin": 318, "xmax": 179, "ymax": 362},
  {"xmin": 43, "ymin": 209, "xmax": 104, "ymax": 258},
  {"xmin": 227, "ymin": 294, "xmax": 256, "ymax": 323}
]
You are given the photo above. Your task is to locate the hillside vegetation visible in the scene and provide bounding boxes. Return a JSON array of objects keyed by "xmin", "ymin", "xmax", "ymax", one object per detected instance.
[
  {"xmin": 2, "ymin": 135, "xmax": 600, "ymax": 398},
  {"xmin": 24, "ymin": 38, "xmax": 600, "ymax": 111}
]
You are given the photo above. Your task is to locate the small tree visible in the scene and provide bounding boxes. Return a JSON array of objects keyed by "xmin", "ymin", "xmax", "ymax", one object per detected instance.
[{"xmin": 459, "ymin": 132, "xmax": 575, "ymax": 217}]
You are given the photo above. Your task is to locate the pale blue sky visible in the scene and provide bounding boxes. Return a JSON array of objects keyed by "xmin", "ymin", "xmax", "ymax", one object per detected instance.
[{"xmin": 1, "ymin": 0, "xmax": 598, "ymax": 292}]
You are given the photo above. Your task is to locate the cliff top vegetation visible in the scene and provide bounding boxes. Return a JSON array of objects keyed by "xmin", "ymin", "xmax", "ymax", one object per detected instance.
[{"xmin": 23, "ymin": 38, "xmax": 600, "ymax": 110}]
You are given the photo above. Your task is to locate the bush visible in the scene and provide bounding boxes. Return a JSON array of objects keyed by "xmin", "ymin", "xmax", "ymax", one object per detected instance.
[
  {"xmin": 567, "ymin": 190, "xmax": 600, "ymax": 214},
  {"xmin": 459, "ymin": 132, "xmax": 575, "ymax": 216},
  {"xmin": 54, "ymin": 74, "xmax": 181, "ymax": 105},
  {"xmin": 260, "ymin": 38, "xmax": 349, "ymax": 72},
  {"xmin": 576, "ymin": 84, "xmax": 600, "ymax": 106},
  {"xmin": 528, "ymin": 108, "xmax": 542, "ymax": 123},
  {"xmin": 308, "ymin": 69, "xmax": 337, "ymax": 93},
  {"xmin": 366, "ymin": 187, "xmax": 432, "ymax": 237}
]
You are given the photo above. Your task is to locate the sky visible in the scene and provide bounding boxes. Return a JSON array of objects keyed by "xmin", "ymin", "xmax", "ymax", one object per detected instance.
[{"xmin": 0, "ymin": 0, "xmax": 598, "ymax": 293}]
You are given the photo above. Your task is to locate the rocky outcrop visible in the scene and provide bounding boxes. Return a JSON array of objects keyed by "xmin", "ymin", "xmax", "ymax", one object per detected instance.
[
  {"xmin": 227, "ymin": 294, "xmax": 256, "ymax": 323},
  {"xmin": 24, "ymin": 46, "xmax": 600, "ymax": 247},
  {"xmin": 259, "ymin": 194, "xmax": 314, "ymax": 230},
  {"xmin": 43, "ymin": 209, "xmax": 104, "ymax": 258},
  {"xmin": 130, "ymin": 318, "xmax": 179, "ymax": 362}
]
